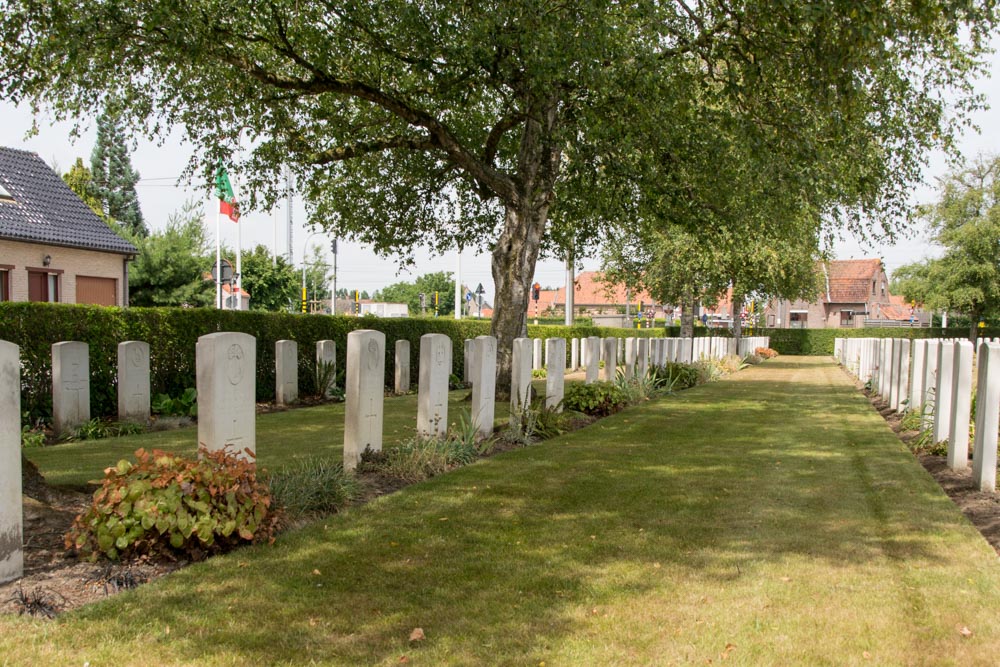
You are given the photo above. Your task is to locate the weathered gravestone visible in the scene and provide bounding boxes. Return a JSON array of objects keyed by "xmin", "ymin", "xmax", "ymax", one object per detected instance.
[
  {"xmin": 344, "ymin": 330, "xmax": 385, "ymax": 471},
  {"xmin": 602, "ymin": 338, "xmax": 618, "ymax": 382},
  {"xmin": 923, "ymin": 340, "xmax": 940, "ymax": 430},
  {"xmin": 316, "ymin": 339, "xmax": 336, "ymax": 397},
  {"xmin": 117, "ymin": 340, "xmax": 150, "ymax": 423},
  {"xmin": 972, "ymin": 342, "xmax": 1000, "ymax": 492},
  {"xmin": 533, "ymin": 338, "xmax": 543, "ymax": 371},
  {"xmin": 893, "ymin": 339, "xmax": 911, "ymax": 413},
  {"xmin": 947, "ymin": 340, "xmax": 974, "ymax": 470},
  {"xmin": 0, "ymin": 340, "xmax": 23, "ymax": 584},
  {"xmin": 571, "ymin": 338, "xmax": 580, "ymax": 370},
  {"xmin": 470, "ymin": 336, "xmax": 497, "ymax": 436},
  {"xmin": 275, "ymin": 340, "xmax": 298, "ymax": 406},
  {"xmin": 52, "ymin": 341, "xmax": 90, "ymax": 436},
  {"xmin": 888, "ymin": 339, "xmax": 903, "ymax": 409},
  {"xmin": 546, "ymin": 338, "xmax": 566, "ymax": 412},
  {"xmin": 197, "ymin": 332, "xmax": 256, "ymax": 459},
  {"xmin": 511, "ymin": 337, "xmax": 534, "ymax": 413},
  {"xmin": 909, "ymin": 339, "xmax": 927, "ymax": 412},
  {"xmin": 395, "ymin": 340, "xmax": 410, "ymax": 394},
  {"xmin": 418, "ymin": 333, "xmax": 452, "ymax": 437},
  {"xmin": 585, "ymin": 337, "xmax": 601, "ymax": 384}
]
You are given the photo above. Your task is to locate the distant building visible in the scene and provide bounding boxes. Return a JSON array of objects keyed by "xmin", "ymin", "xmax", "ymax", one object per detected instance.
[
  {"xmin": 764, "ymin": 259, "xmax": 928, "ymax": 328},
  {"xmin": 360, "ymin": 301, "xmax": 408, "ymax": 318},
  {"xmin": 0, "ymin": 147, "xmax": 137, "ymax": 306},
  {"xmin": 528, "ymin": 271, "xmax": 668, "ymax": 319}
]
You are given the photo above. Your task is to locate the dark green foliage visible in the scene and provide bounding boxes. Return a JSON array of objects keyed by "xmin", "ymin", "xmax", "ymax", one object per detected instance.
[
  {"xmin": 358, "ymin": 438, "xmax": 480, "ymax": 484},
  {"xmin": 151, "ymin": 388, "xmax": 197, "ymax": 417},
  {"xmin": 266, "ymin": 459, "xmax": 359, "ymax": 519},
  {"xmin": 562, "ymin": 382, "xmax": 629, "ymax": 417},
  {"xmin": 239, "ymin": 245, "xmax": 299, "ymax": 312},
  {"xmin": 90, "ymin": 107, "xmax": 147, "ymax": 237},
  {"xmin": 62, "ymin": 157, "xmax": 105, "ymax": 219},
  {"xmin": 67, "ymin": 448, "xmax": 280, "ymax": 561},
  {"xmin": 375, "ymin": 271, "xmax": 456, "ymax": 317}
]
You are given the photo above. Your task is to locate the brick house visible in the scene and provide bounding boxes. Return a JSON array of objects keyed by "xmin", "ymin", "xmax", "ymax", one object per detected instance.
[
  {"xmin": 0, "ymin": 147, "xmax": 137, "ymax": 306},
  {"xmin": 528, "ymin": 271, "xmax": 666, "ymax": 319},
  {"xmin": 764, "ymin": 259, "xmax": 909, "ymax": 329}
]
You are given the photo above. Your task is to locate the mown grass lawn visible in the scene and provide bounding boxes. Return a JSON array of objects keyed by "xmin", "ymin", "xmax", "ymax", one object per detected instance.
[
  {"xmin": 6, "ymin": 357, "xmax": 1000, "ymax": 665},
  {"xmin": 26, "ymin": 381, "xmax": 549, "ymax": 488}
]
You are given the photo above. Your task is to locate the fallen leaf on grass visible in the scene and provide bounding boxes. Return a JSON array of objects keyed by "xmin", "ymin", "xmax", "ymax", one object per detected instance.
[
  {"xmin": 399, "ymin": 656, "xmax": 409, "ymax": 664},
  {"xmin": 312, "ymin": 569, "xmax": 321, "ymax": 576},
  {"xmin": 863, "ymin": 651, "xmax": 872, "ymax": 659},
  {"xmin": 720, "ymin": 643, "xmax": 736, "ymax": 660},
  {"xmin": 409, "ymin": 628, "xmax": 425, "ymax": 642},
  {"xmin": 959, "ymin": 626, "xmax": 973, "ymax": 638},
  {"xmin": 780, "ymin": 577, "xmax": 791, "ymax": 582},
  {"xmin": 653, "ymin": 562, "xmax": 661, "ymax": 569}
]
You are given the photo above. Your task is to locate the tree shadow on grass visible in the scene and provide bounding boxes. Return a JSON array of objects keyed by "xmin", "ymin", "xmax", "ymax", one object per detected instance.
[{"xmin": 32, "ymin": 356, "xmax": 997, "ymax": 665}]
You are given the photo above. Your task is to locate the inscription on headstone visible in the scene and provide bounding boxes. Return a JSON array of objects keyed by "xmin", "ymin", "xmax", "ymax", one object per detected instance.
[
  {"xmin": 117, "ymin": 340, "xmax": 150, "ymax": 423},
  {"xmin": 52, "ymin": 341, "xmax": 90, "ymax": 436},
  {"xmin": 471, "ymin": 336, "xmax": 497, "ymax": 436},
  {"xmin": 0, "ymin": 340, "xmax": 23, "ymax": 584},
  {"xmin": 197, "ymin": 332, "xmax": 256, "ymax": 459},
  {"xmin": 344, "ymin": 330, "xmax": 385, "ymax": 471},
  {"xmin": 418, "ymin": 334, "xmax": 452, "ymax": 437},
  {"xmin": 275, "ymin": 340, "xmax": 298, "ymax": 406}
]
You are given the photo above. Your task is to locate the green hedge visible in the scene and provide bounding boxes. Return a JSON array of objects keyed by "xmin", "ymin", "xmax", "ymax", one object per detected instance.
[
  {"xmin": 0, "ymin": 303, "xmax": 669, "ymax": 423},
  {"xmin": 758, "ymin": 327, "xmax": 1000, "ymax": 356}
]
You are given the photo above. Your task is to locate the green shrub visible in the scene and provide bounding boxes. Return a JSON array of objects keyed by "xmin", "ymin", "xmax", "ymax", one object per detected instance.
[
  {"xmin": 360, "ymin": 437, "xmax": 480, "ymax": 483},
  {"xmin": 151, "ymin": 388, "xmax": 197, "ymax": 417},
  {"xmin": 21, "ymin": 424, "xmax": 45, "ymax": 448},
  {"xmin": 563, "ymin": 381, "xmax": 629, "ymax": 416},
  {"xmin": 66, "ymin": 418, "xmax": 146, "ymax": 442},
  {"xmin": 67, "ymin": 448, "xmax": 280, "ymax": 561},
  {"xmin": 649, "ymin": 363, "xmax": 699, "ymax": 391},
  {"xmin": 532, "ymin": 368, "xmax": 547, "ymax": 379},
  {"xmin": 267, "ymin": 459, "xmax": 359, "ymax": 518}
]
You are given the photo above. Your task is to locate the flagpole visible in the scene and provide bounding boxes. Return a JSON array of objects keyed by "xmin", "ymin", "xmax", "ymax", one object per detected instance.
[
  {"xmin": 215, "ymin": 204, "xmax": 222, "ymax": 310},
  {"xmin": 236, "ymin": 208, "xmax": 242, "ymax": 310}
]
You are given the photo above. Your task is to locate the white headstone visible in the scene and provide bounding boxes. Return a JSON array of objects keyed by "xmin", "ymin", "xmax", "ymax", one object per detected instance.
[
  {"xmin": 316, "ymin": 339, "xmax": 336, "ymax": 397},
  {"xmin": 623, "ymin": 338, "xmax": 638, "ymax": 379},
  {"xmin": 894, "ymin": 339, "xmax": 910, "ymax": 413},
  {"xmin": 117, "ymin": 340, "xmax": 150, "ymax": 423},
  {"xmin": 637, "ymin": 338, "xmax": 649, "ymax": 378},
  {"xmin": 395, "ymin": 339, "xmax": 410, "ymax": 394},
  {"xmin": 933, "ymin": 341, "xmax": 955, "ymax": 443},
  {"xmin": 909, "ymin": 339, "xmax": 927, "ymax": 412},
  {"xmin": 681, "ymin": 338, "xmax": 693, "ymax": 364},
  {"xmin": 972, "ymin": 342, "xmax": 1000, "ymax": 492},
  {"xmin": 470, "ymin": 336, "xmax": 497, "ymax": 436},
  {"xmin": 463, "ymin": 339, "xmax": 474, "ymax": 384},
  {"xmin": 545, "ymin": 338, "xmax": 566, "ymax": 412},
  {"xmin": 197, "ymin": 332, "xmax": 256, "ymax": 459},
  {"xmin": 570, "ymin": 338, "xmax": 580, "ymax": 370},
  {"xmin": 602, "ymin": 337, "xmax": 618, "ymax": 382},
  {"xmin": 585, "ymin": 336, "xmax": 601, "ymax": 384},
  {"xmin": 0, "ymin": 340, "xmax": 23, "ymax": 584},
  {"xmin": 923, "ymin": 340, "xmax": 940, "ymax": 429},
  {"xmin": 888, "ymin": 339, "xmax": 903, "ymax": 409},
  {"xmin": 418, "ymin": 333, "xmax": 452, "ymax": 437},
  {"xmin": 532, "ymin": 338, "xmax": 543, "ymax": 371},
  {"xmin": 344, "ymin": 330, "xmax": 385, "ymax": 470},
  {"xmin": 947, "ymin": 340, "xmax": 974, "ymax": 470},
  {"xmin": 52, "ymin": 341, "xmax": 90, "ymax": 436},
  {"xmin": 511, "ymin": 337, "xmax": 534, "ymax": 413},
  {"xmin": 274, "ymin": 340, "xmax": 298, "ymax": 406}
]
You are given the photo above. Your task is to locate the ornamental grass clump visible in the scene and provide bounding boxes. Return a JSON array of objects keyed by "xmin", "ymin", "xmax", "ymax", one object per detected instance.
[
  {"xmin": 67, "ymin": 448, "xmax": 280, "ymax": 562},
  {"xmin": 266, "ymin": 458, "xmax": 360, "ymax": 519}
]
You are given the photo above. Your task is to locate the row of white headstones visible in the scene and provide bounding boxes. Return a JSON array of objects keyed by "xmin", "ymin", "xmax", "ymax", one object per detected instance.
[
  {"xmin": 836, "ymin": 337, "xmax": 1000, "ymax": 493},
  {"xmin": 0, "ymin": 332, "xmax": 768, "ymax": 584}
]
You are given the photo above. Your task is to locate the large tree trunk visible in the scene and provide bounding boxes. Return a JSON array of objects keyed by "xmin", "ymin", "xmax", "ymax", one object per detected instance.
[
  {"xmin": 680, "ymin": 289, "xmax": 695, "ymax": 338},
  {"xmin": 730, "ymin": 291, "xmax": 744, "ymax": 354},
  {"xmin": 492, "ymin": 201, "xmax": 549, "ymax": 397},
  {"xmin": 489, "ymin": 98, "xmax": 560, "ymax": 397}
]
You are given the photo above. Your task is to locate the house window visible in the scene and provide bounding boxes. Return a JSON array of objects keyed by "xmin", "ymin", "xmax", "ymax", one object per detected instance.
[
  {"xmin": 872, "ymin": 280, "xmax": 876, "ymax": 295},
  {"xmin": 0, "ymin": 265, "xmax": 10, "ymax": 301},
  {"xmin": 27, "ymin": 269, "xmax": 60, "ymax": 303},
  {"xmin": 881, "ymin": 281, "xmax": 885, "ymax": 296},
  {"xmin": 790, "ymin": 311, "xmax": 808, "ymax": 329},
  {"xmin": 840, "ymin": 310, "xmax": 853, "ymax": 327}
]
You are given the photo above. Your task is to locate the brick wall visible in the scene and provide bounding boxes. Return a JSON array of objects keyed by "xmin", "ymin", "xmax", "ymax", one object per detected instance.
[{"xmin": 0, "ymin": 239, "xmax": 128, "ymax": 306}]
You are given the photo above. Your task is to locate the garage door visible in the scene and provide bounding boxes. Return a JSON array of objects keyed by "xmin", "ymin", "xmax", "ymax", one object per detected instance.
[{"xmin": 77, "ymin": 276, "xmax": 117, "ymax": 306}]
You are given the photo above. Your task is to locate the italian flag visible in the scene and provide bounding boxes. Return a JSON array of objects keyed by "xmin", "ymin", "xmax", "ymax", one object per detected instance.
[{"xmin": 215, "ymin": 165, "xmax": 240, "ymax": 223}]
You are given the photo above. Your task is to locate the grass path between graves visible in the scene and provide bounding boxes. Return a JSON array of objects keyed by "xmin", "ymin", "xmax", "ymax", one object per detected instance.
[{"xmin": 6, "ymin": 356, "xmax": 1000, "ymax": 665}]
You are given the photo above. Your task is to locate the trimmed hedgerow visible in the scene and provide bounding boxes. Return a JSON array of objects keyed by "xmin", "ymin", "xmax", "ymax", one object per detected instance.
[
  {"xmin": 0, "ymin": 302, "xmax": 669, "ymax": 423},
  {"xmin": 66, "ymin": 448, "xmax": 280, "ymax": 562}
]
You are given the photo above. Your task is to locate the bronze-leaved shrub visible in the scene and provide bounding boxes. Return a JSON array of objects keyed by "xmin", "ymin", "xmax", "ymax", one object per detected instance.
[{"xmin": 67, "ymin": 448, "xmax": 280, "ymax": 561}]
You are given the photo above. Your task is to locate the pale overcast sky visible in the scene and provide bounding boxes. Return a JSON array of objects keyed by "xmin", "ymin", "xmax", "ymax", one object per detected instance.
[{"xmin": 1, "ymin": 34, "xmax": 998, "ymax": 303}]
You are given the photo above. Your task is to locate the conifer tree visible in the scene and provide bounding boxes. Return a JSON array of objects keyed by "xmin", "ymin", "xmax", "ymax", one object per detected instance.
[{"xmin": 90, "ymin": 107, "xmax": 147, "ymax": 237}]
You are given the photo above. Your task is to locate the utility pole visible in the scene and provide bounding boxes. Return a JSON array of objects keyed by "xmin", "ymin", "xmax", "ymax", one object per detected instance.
[
  {"xmin": 331, "ymin": 238, "xmax": 338, "ymax": 315},
  {"xmin": 284, "ymin": 165, "xmax": 294, "ymax": 265}
]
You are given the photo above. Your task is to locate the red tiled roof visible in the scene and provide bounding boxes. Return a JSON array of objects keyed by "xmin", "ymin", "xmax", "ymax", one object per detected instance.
[
  {"xmin": 526, "ymin": 272, "xmax": 656, "ymax": 314},
  {"xmin": 824, "ymin": 259, "xmax": 883, "ymax": 303}
]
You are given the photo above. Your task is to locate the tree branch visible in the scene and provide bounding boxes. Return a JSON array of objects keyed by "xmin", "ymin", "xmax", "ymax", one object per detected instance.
[{"xmin": 306, "ymin": 134, "xmax": 439, "ymax": 164}]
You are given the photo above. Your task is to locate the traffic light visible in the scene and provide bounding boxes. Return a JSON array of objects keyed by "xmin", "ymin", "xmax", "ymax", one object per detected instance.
[
  {"xmin": 353, "ymin": 290, "xmax": 360, "ymax": 315},
  {"xmin": 301, "ymin": 286, "xmax": 307, "ymax": 313},
  {"xmin": 532, "ymin": 282, "xmax": 541, "ymax": 301}
]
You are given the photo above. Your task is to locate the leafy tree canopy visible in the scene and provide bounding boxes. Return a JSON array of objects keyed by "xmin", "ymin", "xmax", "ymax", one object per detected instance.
[
  {"xmin": 1, "ymin": 0, "xmax": 992, "ymax": 378},
  {"xmin": 375, "ymin": 271, "xmax": 456, "ymax": 317},
  {"xmin": 128, "ymin": 200, "xmax": 214, "ymax": 307},
  {"xmin": 239, "ymin": 245, "xmax": 299, "ymax": 312},
  {"xmin": 892, "ymin": 155, "xmax": 1000, "ymax": 337},
  {"xmin": 62, "ymin": 158, "xmax": 104, "ymax": 219}
]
